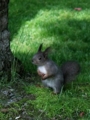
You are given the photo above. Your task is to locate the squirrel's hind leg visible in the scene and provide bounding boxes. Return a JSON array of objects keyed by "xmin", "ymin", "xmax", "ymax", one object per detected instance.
[
  {"xmin": 53, "ymin": 87, "xmax": 60, "ymax": 94},
  {"xmin": 53, "ymin": 83, "xmax": 63, "ymax": 94}
]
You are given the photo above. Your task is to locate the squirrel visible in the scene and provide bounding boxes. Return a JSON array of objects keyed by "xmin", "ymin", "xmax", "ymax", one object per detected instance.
[{"xmin": 32, "ymin": 44, "xmax": 80, "ymax": 94}]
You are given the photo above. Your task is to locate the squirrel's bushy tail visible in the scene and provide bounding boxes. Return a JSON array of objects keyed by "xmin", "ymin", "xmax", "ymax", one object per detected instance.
[{"xmin": 61, "ymin": 61, "xmax": 80, "ymax": 84}]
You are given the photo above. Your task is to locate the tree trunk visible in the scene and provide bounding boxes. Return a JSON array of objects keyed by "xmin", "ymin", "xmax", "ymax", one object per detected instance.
[{"xmin": 0, "ymin": 0, "xmax": 13, "ymax": 80}]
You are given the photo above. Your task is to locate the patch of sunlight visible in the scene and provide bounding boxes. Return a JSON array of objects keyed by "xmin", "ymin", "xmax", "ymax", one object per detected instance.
[{"xmin": 11, "ymin": 8, "xmax": 90, "ymax": 54}]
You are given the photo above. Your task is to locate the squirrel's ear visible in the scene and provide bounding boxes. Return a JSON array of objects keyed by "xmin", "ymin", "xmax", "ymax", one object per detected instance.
[
  {"xmin": 43, "ymin": 47, "xmax": 51, "ymax": 57},
  {"xmin": 38, "ymin": 43, "xmax": 43, "ymax": 52}
]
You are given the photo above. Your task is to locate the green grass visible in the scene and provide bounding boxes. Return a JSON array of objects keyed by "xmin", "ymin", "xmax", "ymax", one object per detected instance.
[
  {"xmin": 2, "ymin": 0, "xmax": 90, "ymax": 119},
  {"xmin": 25, "ymin": 83, "xmax": 90, "ymax": 119}
]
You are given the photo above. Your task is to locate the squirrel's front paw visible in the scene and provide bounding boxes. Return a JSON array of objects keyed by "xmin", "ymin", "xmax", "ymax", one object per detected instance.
[
  {"xmin": 37, "ymin": 70, "xmax": 45, "ymax": 77},
  {"xmin": 42, "ymin": 74, "xmax": 48, "ymax": 80}
]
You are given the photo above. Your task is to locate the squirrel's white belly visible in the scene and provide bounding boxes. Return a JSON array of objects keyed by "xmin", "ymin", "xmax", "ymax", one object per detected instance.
[{"xmin": 38, "ymin": 66, "xmax": 47, "ymax": 74}]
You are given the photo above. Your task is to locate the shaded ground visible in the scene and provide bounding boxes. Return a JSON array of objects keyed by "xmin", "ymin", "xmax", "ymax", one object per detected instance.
[{"xmin": 0, "ymin": 80, "xmax": 50, "ymax": 120}]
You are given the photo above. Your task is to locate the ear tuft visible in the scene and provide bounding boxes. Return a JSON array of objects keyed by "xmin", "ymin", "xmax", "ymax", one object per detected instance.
[
  {"xmin": 43, "ymin": 47, "xmax": 51, "ymax": 58},
  {"xmin": 38, "ymin": 43, "xmax": 43, "ymax": 52}
]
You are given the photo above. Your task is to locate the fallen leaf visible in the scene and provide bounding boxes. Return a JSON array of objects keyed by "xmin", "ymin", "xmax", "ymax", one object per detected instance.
[
  {"xmin": 15, "ymin": 115, "xmax": 21, "ymax": 120},
  {"xmin": 74, "ymin": 8, "xmax": 82, "ymax": 11},
  {"xmin": 1, "ymin": 108, "xmax": 9, "ymax": 113},
  {"xmin": 80, "ymin": 112, "xmax": 84, "ymax": 117}
]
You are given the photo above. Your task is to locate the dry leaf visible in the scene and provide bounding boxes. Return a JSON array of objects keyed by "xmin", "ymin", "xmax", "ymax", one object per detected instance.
[{"xmin": 74, "ymin": 8, "xmax": 82, "ymax": 11}]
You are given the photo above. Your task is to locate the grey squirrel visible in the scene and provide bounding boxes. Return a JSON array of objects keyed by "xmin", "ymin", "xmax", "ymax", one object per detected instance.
[{"xmin": 32, "ymin": 44, "xmax": 80, "ymax": 94}]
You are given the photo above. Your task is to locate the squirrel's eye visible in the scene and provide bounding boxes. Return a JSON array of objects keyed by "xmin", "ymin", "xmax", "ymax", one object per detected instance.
[{"xmin": 39, "ymin": 57, "xmax": 41, "ymax": 60}]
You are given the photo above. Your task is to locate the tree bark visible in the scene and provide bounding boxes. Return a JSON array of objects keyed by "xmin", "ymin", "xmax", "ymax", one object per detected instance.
[{"xmin": 0, "ymin": 0, "xmax": 13, "ymax": 80}]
